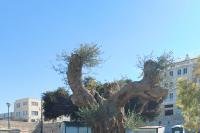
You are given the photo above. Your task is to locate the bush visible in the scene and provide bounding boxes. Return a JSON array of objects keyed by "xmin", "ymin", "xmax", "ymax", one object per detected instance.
[{"xmin": 125, "ymin": 110, "xmax": 144, "ymax": 131}]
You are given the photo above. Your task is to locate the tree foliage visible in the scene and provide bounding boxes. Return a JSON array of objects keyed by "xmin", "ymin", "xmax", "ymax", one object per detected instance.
[
  {"xmin": 74, "ymin": 44, "xmax": 102, "ymax": 68},
  {"xmin": 176, "ymin": 78, "xmax": 200, "ymax": 132},
  {"xmin": 76, "ymin": 104, "xmax": 103, "ymax": 126},
  {"xmin": 125, "ymin": 97, "xmax": 161, "ymax": 120},
  {"xmin": 137, "ymin": 52, "xmax": 174, "ymax": 80},
  {"xmin": 125, "ymin": 110, "xmax": 144, "ymax": 131},
  {"xmin": 42, "ymin": 87, "xmax": 78, "ymax": 120},
  {"xmin": 54, "ymin": 44, "xmax": 102, "ymax": 85},
  {"xmin": 83, "ymin": 76, "xmax": 98, "ymax": 90},
  {"xmin": 193, "ymin": 57, "xmax": 200, "ymax": 81}
]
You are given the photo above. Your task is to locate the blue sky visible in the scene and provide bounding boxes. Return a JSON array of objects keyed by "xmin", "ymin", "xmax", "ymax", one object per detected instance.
[{"xmin": 1, "ymin": 0, "xmax": 200, "ymax": 113}]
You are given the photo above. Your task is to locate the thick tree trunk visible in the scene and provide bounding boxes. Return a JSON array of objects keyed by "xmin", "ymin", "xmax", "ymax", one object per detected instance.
[
  {"xmin": 67, "ymin": 54, "xmax": 168, "ymax": 133},
  {"xmin": 67, "ymin": 54, "xmax": 97, "ymax": 106},
  {"xmin": 92, "ymin": 100, "xmax": 125, "ymax": 133},
  {"xmin": 92, "ymin": 117, "xmax": 124, "ymax": 133}
]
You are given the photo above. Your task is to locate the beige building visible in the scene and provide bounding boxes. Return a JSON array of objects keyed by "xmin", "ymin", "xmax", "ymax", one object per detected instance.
[
  {"xmin": 149, "ymin": 55, "xmax": 200, "ymax": 133},
  {"xmin": 14, "ymin": 98, "xmax": 41, "ymax": 122}
]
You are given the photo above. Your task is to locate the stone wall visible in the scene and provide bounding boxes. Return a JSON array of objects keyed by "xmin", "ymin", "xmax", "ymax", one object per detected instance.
[
  {"xmin": 0, "ymin": 120, "xmax": 37, "ymax": 133},
  {"xmin": 0, "ymin": 120, "xmax": 61, "ymax": 133},
  {"xmin": 32, "ymin": 122, "xmax": 61, "ymax": 133}
]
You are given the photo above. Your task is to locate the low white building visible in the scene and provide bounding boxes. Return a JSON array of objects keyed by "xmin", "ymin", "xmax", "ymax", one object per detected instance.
[{"xmin": 14, "ymin": 98, "xmax": 41, "ymax": 122}]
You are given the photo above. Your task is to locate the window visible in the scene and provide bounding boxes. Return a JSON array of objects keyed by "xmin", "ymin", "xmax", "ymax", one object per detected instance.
[
  {"xmin": 164, "ymin": 104, "xmax": 173, "ymax": 116},
  {"xmin": 31, "ymin": 119, "xmax": 36, "ymax": 122},
  {"xmin": 158, "ymin": 121, "xmax": 162, "ymax": 126},
  {"xmin": 164, "ymin": 83, "xmax": 168, "ymax": 88},
  {"xmin": 164, "ymin": 72, "xmax": 167, "ymax": 77},
  {"xmin": 169, "ymin": 93, "xmax": 173, "ymax": 100},
  {"xmin": 169, "ymin": 82, "xmax": 173, "ymax": 88},
  {"xmin": 31, "ymin": 102, "xmax": 38, "ymax": 106},
  {"xmin": 31, "ymin": 111, "xmax": 38, "ymax": 116},
  {"xmin": 165, "ymin": 104, "xmax": 173, "ymax": 108},
  {"xmin": 169, "ymin": 71, "xmax": 173, "ymax": 76},
  {"xmin": 23, "ymin": 102, "xmax": 28, "ymax": 106},
  {"xmin": 16, "ymin": 112, "xmax": 20, "ymax": 117},
  {"xmin": 23, "ymin": 111, "xmax": 28, "ymax": 116},
  {"xmin": 16, "ymin": 103, "xmax": 20, "ymax": 108},
  {"xmin": 177, "ymin": 69, "xmax": 181, "ymax": 75},
  {"xmin": 183, "ymin": 68, "xmax": 187, "ymax": 74},
  {"xmin": 165, "ymin": 109, "xmax": 173, "ymax": 116}
]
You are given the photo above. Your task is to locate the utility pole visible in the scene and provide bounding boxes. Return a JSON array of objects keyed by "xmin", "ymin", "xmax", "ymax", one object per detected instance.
[{"xmin": 6, "ymin": 102, "xmax": 11, "ymax": 129}]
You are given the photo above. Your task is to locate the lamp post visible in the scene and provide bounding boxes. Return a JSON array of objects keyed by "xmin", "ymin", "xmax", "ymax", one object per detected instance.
[{"xmin": 6, "ymin": 102, "xmax": 11, "ymax": 129}]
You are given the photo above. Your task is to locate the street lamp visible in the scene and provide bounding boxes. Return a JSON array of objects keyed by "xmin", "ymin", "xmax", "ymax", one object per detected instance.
[{"xmin": 6, "ymin": 102, "xmax": 11, "ymax": 129}]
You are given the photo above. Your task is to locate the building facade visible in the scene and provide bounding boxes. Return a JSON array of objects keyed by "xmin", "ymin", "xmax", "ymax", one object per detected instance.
[
  {"xmin": 148, "ymin": 55, "xmax": 199, "ymax": 133},
  {"xmin": 14, "ymin": 98, "xmax": 41, "ymax": 122}
]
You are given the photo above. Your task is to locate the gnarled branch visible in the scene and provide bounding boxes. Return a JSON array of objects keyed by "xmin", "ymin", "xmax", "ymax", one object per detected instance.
[
  {"xmin": 111, "ymin": 60, "xmax": 168, "ymax": 109},
  {"xmin": 67, "ymin": 54, "xmax": 96, "ymax": 106}
]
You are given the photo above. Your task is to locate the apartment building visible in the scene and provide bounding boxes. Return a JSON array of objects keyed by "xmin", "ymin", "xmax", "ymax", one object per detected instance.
[
  {"xmin": 149, "ymin": 55, "xmax": 199, "ymax": 133},
  {"xmin": 14, "ymin": 98, "xmax": 41, "ymax": 122}
]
